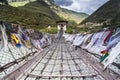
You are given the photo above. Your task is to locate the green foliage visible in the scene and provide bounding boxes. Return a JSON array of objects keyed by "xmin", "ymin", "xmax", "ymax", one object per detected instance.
[
  {"xmin": 65, "ymin": 22, "xmax": 78, "ymax": 34},
  {"xmin": 54, "ymin": 8, "xmax": 88, "ymax": 24},
  {"xmin": 65, "ymin": 28, "xmax": 73, "ymax": 34},
  {"xmin": 67, "ymin": 20, "xmax": 77, "ymax": 27},
  {"xmin": 0, "ymin": 0, "xmax": 88, "ymax": 33},
  {"xmin": 0, "ymin": 1, "xmax": 60, "ymax": 31},
  {"xmin": 20, "ymin": 1, "xmax": 60, "ymax": 20},
  {"xmin": 40, "ymin": 27, "xmax": 57, "ymax": 34},
  {"xmin": 77, "ymin": 26, "xmax": 104, "ymax": 33}
]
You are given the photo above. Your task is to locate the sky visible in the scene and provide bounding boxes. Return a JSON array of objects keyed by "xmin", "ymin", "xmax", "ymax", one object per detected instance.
[{"xmin": 54, "ymin": 0, "xmax": 109, "ymax": 14}]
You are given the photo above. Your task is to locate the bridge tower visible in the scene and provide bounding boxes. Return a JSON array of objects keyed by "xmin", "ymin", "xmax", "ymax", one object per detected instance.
[{"xmin": 56, "ymin": 20, "xmax": 68, "ymax": 38}]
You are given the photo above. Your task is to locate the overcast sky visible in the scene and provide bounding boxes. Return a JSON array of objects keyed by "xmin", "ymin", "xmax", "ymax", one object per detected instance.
[{"xmin": 54, "ymin": 0, "xmax": 109, "ymax": 14}]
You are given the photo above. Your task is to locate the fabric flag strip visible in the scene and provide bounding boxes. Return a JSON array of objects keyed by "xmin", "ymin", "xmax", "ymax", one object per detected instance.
[
  {"xmin": 90, "ymin": 31, "xmax": 111, "ymax": 54},
  {"xmin": 81, "ymin": 34, "xmax": 92, "ymax": 49},
  {"xmin": 102, "ymin": 41, "xmax": 120, "ymax": 68},
  {"xmin": 0, "ymin": 24, "xmax": 8, "ymax": 50},
  {"xmin": 0, "ymin": 24, "xmax": 4, "ymax": 50},
  {"xmin": 100, "ymin": 28, "xmax": 120, "ymax": 62}
]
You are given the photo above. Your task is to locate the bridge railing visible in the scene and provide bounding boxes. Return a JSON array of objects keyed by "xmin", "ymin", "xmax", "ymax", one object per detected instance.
[{"xmin": 0, "ymin": 21, "xmax": 53, "ymax": 78}]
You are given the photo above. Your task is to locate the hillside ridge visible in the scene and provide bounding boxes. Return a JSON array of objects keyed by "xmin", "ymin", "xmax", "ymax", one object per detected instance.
[{"xmin": 78, "ymin": 0, "xmax": 120, "ymax": 33}]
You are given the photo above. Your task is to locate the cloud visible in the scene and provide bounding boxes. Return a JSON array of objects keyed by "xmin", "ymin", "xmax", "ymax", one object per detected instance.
[
  {"xmin": 54, "ymin": 0, "xmax": 73, "ymax": 6},
  {"xmin": 54, "ymin": 0, "xmax": 108, "ymax": 14}
]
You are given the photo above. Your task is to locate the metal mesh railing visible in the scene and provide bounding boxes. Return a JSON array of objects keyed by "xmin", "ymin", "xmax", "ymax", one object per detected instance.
[
  {"xmin": 20, "ymin": 38, "xmax": 105, "ymax": 80},
  {"xmin": 0, "ymin": 43, "xmax": 36, "ymax": 78}
]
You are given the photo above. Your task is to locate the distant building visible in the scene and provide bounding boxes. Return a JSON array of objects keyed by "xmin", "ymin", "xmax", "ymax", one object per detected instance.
[
  {"xmin": 56, "ymin": 20, "xmax": 68, "ymax": 32},
  {"xmin": 56, "ymin": 20, "xmax": 68, "ymax": 38}
]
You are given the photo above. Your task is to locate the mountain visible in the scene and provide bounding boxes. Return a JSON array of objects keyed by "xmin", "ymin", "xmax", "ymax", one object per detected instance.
[
  {"xmin": 20, "ymin": 0, "xmax": 59, "ymax": 21},
  {"xmin": 53, "ymin": 8, "xmax": 88, "ymax": 24},
  {"xmin": 44, "ymin": 0, "xmax": 88, "ymax": 24},
  {"xmin": 0, "ymin": 0, "xmax": 60, "ymax": 33},
  {"xmin": 0, "ymin": 0, "xmax": 88, "ymax": 33},
  {"xmin": 79, "ymin": 0, "xmax": 120, "ymax": 32}
]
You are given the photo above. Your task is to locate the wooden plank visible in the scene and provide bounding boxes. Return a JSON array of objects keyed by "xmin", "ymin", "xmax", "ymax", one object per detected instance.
[{"xmin": 28, "ymin": 74, "xmax": 96, "ymax": 78}]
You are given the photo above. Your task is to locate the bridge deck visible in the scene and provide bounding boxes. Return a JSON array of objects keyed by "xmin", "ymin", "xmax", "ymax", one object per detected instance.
[
  {"xmin": 1, "ymin": 38, "xmax": 118, "ymax": 80},
  {"xmin": 17, "ymin": 38, "xmax": 117, "ymax": 80}
]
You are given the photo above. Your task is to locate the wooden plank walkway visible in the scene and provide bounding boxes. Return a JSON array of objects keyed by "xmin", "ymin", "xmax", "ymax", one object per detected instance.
[{"xmin": 1, "ymin": 38, "xmax": 119, "ymax": 80}]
